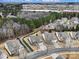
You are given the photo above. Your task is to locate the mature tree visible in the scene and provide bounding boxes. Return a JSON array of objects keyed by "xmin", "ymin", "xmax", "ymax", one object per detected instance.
[{"xmin": 1, "ymin": 4, "xmax": 22, "ymax": 18}]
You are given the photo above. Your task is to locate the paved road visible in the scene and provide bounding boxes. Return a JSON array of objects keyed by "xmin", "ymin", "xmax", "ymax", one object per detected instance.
[
  {"xmin": 26, "ymin": 48, "xmax": 79, "ymax": 59},
  {"xmin": 47, "ymin": 48, "xmax": 79, "ymax": 54}
]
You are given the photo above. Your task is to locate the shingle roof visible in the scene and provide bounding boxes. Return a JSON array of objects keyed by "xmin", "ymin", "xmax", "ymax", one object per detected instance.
[
  {"xmin": 75, "ymin": 31, "xmax": 79, "ymax": 39},
  {"xmin": 0, "ymin": 49, "xmax": 7, "ymax": 59},
  {"xmin": 57, "ymin": 32, "xmax": 70, "ymax": 40},
  {"xmin": 29, "ymin": 36, "xmax": 43, "ymax": 44},
  {"xmin": 5, "ymin": 40, "xmax": 22, "ymax": 55},
  {"xmin": 43, "ymin": 32, "xmax": 57, "ymax": 44},
  {"xmin": 70, "ymin": 32, "xmax": 77, "ymax": 39}
]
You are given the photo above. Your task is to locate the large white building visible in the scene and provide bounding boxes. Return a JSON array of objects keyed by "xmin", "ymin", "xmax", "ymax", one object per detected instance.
[{"xmin": 21, "ymin": 4, "xmax": 79, "ymax": 12}]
